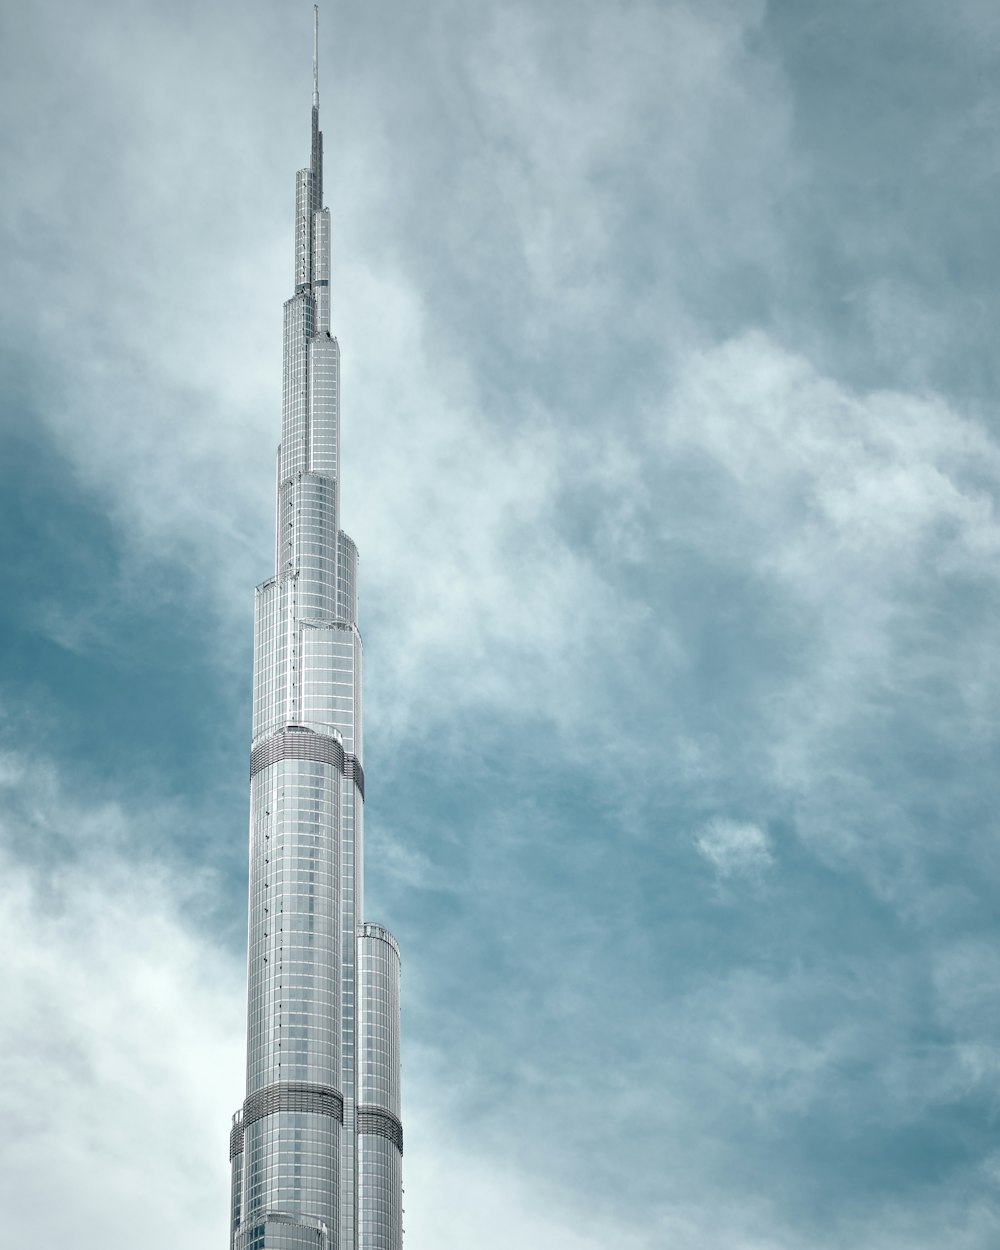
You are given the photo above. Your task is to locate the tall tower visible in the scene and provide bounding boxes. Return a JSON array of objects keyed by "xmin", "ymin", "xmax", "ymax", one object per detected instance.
[{"xmin": 228, "ymin": 11, "xmax": 403, "ymax": 1249}]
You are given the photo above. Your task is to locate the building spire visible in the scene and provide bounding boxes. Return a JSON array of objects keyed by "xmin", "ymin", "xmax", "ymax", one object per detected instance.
[
  {"xmin": 313, "ymin": 5, "xmax": 320, "ymax": 109},
  {"xmin": 310, "ymin": 5, "xmax": 323, "ymax": 207}
]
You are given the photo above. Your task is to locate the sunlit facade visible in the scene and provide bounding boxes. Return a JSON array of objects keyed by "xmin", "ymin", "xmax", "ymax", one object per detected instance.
[{"xmin": 228, "ymin": 14, "xmax": 403, "ymax": 1249}]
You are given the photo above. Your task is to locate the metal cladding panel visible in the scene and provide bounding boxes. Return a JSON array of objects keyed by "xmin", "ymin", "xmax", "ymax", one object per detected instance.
[
  {"xmin": 243, "ymin": 1081, "xmax": 344, "ymax": 1130},
  {"xmin": 356, "ymin": 1135, "xmax": 403, "ymax": 1250},
  {"xmin": 250, "ymin": 729, "xmax": 364, "ymax": 801},
  {"xmin": 295, "ymin": 168, "xmax": 314, "ymax": 291},
  {"xmin": 253, "ymin": 579, "xmax": 284, "ymax": 741},
  {"xmin": 312, "ymin": 210, "xmax": 332, "ymax": 336},
  {"xmin": 252, "ymin": 728, "xmax": 344, "ymax": 774},
  {"xmin": 231, "ymin": 1145, "xmax": 244, "ymax": 1250},
  {"xmin": 299, "ymin": 624, "xmax": 359, "ymax": 757},
  {"xmin": 240, "ymin": 1115, "xmax": 339, "ymax": 1244},
  {"xmin": 294, "ymin": 473, "xmax": 339, "ymax": 619},
  {"xmin": 282, "ymin": 294, "xmax": 314, "ymax": 477},
  {"xmin": 311, "ymin": 100, "xmax": 324, "ymax": 213},
  {"xmin": 238, "ymin": 1217, "xmax": 328, "ymax": 1250},
  {"xmin": 336, "ymin": 533, "xmax": 358, "ymax": 629},
  {"xmin": 352, "ymin": 628, "xmax": 363, "ymax": 764},
  {"xmin": 309, "ymin": 333, "xmax": 339, "ymax": 476},
  {"xmin": 337, "ymin": 783, "xmax": 361, "ymax": 1250},
  {"xmin": 356, "ymin": 926, "xmax": 403, "ymax": 1247},
  {"xmin": 278, "ymin": 481, "xmax": 296, "ymax": 580},
  {"xmin": 247, "ymin": 758, "xmax": 342, "ymax": 1094},
  {"xmin": 356, "ymin": 1108, "xmax": 402, "ymax": 1154},
  {"xmin": 357, "ymin": 926, "xmax": 401, "ymax": 1118}
]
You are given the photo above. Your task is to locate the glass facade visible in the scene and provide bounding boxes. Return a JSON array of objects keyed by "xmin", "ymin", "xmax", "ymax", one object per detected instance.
[
  {"xmin": 229, "ymin": 24, "xmax": 402, "ymax": 1250},
  {"xmin": 357, "ymin": 927, "xmax": 402, "ymax": 1250}
]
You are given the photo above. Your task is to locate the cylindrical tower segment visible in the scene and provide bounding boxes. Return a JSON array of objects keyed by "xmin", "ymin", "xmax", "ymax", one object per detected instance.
[
  {"xmin": 246, "ymin": 755, "xmax": 342, "ymax": 1092},
  {"xmin": 282, "ymin": 293, "xmax": 314, "ymax": 477},
  {"xmin": 308, "ymin": 335, "xmax": 340, "ymax": 477},
  {"xmin": 229, "ymin": 1116, "xmax": 244, "ymax": 1250},
  {"xmin": 294, "ymin": 474, "xmax": 340, "ymax": 619},
  {"xmin": 357, "ymin": 925, "xmax": 403, "ymax": 1250}
]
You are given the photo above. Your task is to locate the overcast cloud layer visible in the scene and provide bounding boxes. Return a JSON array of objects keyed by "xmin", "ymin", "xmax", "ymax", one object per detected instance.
[{"xmin": 3, "ymin": 0, "xmax": 1000, "ymax": 1246}]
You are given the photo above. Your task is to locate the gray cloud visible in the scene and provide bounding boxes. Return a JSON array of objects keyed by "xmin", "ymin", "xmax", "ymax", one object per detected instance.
[{"xmin": 4, "ymin": 1, "xmax": 1000, "ymax": 1246}]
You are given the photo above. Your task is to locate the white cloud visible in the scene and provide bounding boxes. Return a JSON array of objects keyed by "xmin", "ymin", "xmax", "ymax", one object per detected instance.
[
  {"xmin": 696, "ymin": 817, "xmax": 773, "ymax": 880},
  {"xmin": 651, "ymin": 331, "xmax": 1000, "ymax": 907},
  {"xmin": 0, "ymin": 0, "xmax": 796, "ymax": 740},
  {"xmin": 403, "ymin": 1102, "xmax": 651, "ymax": 1250},
  {"xmin": 0, "ymin": 755, "xmax": 244, "ymax": 1250}
]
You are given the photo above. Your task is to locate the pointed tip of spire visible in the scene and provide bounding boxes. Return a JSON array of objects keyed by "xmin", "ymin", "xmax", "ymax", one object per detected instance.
[{"xmin": 313, "ymin": 5, "xmax": 320, "ymax": 109}]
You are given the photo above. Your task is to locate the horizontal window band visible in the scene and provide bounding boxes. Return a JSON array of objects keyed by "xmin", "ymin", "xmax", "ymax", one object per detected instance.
[
  {"xmin": 357, "ymin": 1104, "xmax": 403, "ymax": 1155},
  {"xmin": 251, "ymin": 728, "xmax": 364, "ymax": 799},
  {"xmin": 242, "ymin": 1081, "xmax": 345, "ymax": 1135},
  {"xmin": 230, "ymin": 1118, "xmax": 244, "ymax": 1160}
]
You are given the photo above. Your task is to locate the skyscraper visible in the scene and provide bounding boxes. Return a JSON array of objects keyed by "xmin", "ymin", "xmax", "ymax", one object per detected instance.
[{"xmin": 228, "ymin": 12, "xmax": 403, "ymax": 1249}]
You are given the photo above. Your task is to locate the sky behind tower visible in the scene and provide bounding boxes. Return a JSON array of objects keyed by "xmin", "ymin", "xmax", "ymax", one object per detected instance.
[{"xmin": 3, "ymin": 1, "xmax": 1000, "ymax": 1246}]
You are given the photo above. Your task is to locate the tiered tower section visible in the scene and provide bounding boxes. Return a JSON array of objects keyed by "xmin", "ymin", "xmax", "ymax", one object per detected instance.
[{"xmin": 229, "ymin": 13, "xmax": 403, "ymax": 1249}]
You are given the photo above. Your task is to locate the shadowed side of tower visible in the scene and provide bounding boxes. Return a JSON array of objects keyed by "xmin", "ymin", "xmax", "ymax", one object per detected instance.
[{"xmin": 228, "ymin": 12, "xmax": 403, "ymax": 1249}]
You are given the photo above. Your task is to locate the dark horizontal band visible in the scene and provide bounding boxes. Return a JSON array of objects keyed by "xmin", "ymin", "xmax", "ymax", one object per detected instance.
[
  {"xmin": 230, "ymin": 1118, "xmax": 244, "ymax": 1160},
  {"xmin": 251, "ymin": 728, "xmax": 364, "ymax": 800},
  {"xmin": 243, "ymin": 1081, "xmax": 345, "ymax": 1131},
  {"xmin": 357, "ymin": 1105, "xmax": 403, "ymax": 1155},
  {"xmin": 238, "ymin": 1214, "xmax": 326, "ymax": 1245}
]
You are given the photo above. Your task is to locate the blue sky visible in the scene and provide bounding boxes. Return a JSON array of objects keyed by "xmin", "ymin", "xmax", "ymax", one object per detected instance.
[{"xmin": 3, "ymin": 0, "xmax": 1000, "ymax": 1245}]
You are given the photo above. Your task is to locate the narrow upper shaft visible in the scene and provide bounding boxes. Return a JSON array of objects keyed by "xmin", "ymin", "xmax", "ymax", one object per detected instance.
[{"xmin": 312, "ymin": 5, "xmax": 320, "ymax": 109}]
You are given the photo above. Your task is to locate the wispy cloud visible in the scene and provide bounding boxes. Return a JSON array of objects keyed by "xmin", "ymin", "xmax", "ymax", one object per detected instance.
[
  {"xmin": 0, "ymin": 754, "xmax": 242, "ymax": 1249},
  {"xmin": 5, "ymin": 1, "xmax": 1000, "ymax": 1247},
  {"xmin": 695, "ymin": 817, "xmax": 773, "ymax": 881}
]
